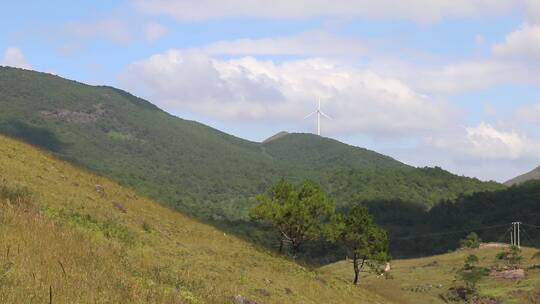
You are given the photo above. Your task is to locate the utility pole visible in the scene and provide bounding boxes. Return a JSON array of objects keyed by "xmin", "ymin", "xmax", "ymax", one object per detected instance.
[
  {"xmin": 518, "ymin": 222, "xmax": 521, "ymax": 248},
  {"xmin": 511, "ymin": 222, "xmax": 521, "ymax": 248},
  {"xmin": 510, "ymin": 226, "xmax": 513, "ymax": 246}
]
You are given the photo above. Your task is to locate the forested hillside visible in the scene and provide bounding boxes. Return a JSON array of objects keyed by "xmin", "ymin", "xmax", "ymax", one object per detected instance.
[
  {"xmin": 362, "ymin": 180, "xmax": 540, "ymax": 257},
  {"xmin": 0, "ymin": 66, "xmax": 503, "ymax": 249}
]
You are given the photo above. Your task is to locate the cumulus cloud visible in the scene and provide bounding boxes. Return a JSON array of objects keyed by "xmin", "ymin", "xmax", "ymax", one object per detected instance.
[
  {"xmin": 119, "ymin": 50, "xmax": 452, "ymax": 136},
  {"xmin": 201, "ymin": 31, "xmax": 367, "ymax": 56},
  {"xmin": 1, "ymin": 47, "xmax": 32, "ymax": 69},
  {"xmin": 134, "ymin": 0, "xmax": 515, "ymax": 22},
  {"xmin": 65, "ymin": 18, "xmax": 133, "ymax": 43},
  {"xmin": 144, "ymin": 22, "xmax": 167, "ymax": 42},
  {"xmin": 428, "ymin": 123, "xmax": 540, "ymax": 160},
  {"xmin": 492, "ymin": 24, "xmax": 540, "ymax": 59}
]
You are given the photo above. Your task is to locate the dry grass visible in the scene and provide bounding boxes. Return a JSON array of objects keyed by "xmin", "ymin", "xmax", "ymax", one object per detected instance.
[
  {"xmin": 322, "ymin": 246, "xmax": 540, "ymax": 304},
  {"xmin": 0, "ymin": 202, "xmax": 180, "ymax": 303},
  {"xmin": 0, "ymin": 135, "xmax": 391, "ymax": 304}
]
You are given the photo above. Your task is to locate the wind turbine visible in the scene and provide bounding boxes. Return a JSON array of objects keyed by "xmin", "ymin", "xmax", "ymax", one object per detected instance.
[{"xmin": 304, "ymin": 97, "xmax": 331, "ymax": 136}]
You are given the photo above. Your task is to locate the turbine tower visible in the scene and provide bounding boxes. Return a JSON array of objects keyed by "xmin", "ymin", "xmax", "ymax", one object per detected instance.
[{"xmin": 304, "ymin": 97, "xmax": 331, "ymax": 136}]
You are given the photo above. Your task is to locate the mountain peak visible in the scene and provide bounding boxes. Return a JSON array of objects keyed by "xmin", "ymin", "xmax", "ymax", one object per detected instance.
[
  {"xmin": 505, "ymin": 165, "xmax": 540, "ymax": 186},
  {"xmin": 262, "ymin": 131, "xmax": 289, "ymax": 143}
]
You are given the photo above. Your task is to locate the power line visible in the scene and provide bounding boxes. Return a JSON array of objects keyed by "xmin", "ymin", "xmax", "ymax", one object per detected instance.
[
  {"xmin": 519, "ymin": 227, "xmax": 539, "ymax": 248},
  {"xmin": 522, "ymin": 223, "xmax": 540, "ymax": 229},
  {"xmin": 496, "ymin": 227, "xmax": 512, "ymax": 244},
  {"xmin": 393, "ymin": 224, "xmax": 508, "ymax": 240}
]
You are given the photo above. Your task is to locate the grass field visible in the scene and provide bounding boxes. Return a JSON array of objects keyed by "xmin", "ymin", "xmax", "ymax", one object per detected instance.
[
  {"xmin": 322, "ymin": 246, "xmax": 540, "ymax": 303},
  {"xmin": 0, "ymin": 134, "xmax": 393, "ymax": 303}
]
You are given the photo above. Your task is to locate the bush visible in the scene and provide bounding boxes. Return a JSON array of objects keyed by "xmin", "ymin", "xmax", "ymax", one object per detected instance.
[
  {"xmin": 496, "ymin": 246, "xmax": 522, "ymax": 267},
  {"xmin": 460, "ymin": 232, "xmax": 481, "ymax": 249},
  {"xmin": 464, "ymin": 254, "xmax": 479, "ymax": 270},
  {"xmin": 456, "ymin": 254, "xmax": 488, "ymax": 291}
]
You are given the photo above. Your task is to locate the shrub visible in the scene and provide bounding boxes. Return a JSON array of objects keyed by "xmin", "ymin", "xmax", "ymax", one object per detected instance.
[
  {"xmin": 460, "ymin": 232, "xmax": 481, "ymax": 249},
  {"xmin": 496, "ymin": 246, "xmax": 522, "ymax": 267},
  {"xmin": 464, "ymin": 254, "xmax": 479, "ymax": 270},
  {"xmin": 457, "ymin": 254, "xmax": 488, "ymax": 291}
]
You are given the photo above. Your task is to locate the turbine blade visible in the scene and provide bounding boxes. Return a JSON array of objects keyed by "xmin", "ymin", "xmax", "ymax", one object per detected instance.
[
  {"xmin": 303, "ymin": 111, "xmax": 316, "ymax": 119},
  {"xmin": 320, "ymin": 111, "xmax": 332, "ymax": 120}
]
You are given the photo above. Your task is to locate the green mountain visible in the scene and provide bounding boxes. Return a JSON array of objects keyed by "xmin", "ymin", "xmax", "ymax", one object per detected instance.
[
  {"xmin": 505, "ymin": 165, "xmax": 540, "ymax": 186},
  {"xmin": 0, "ymin": 66, "xmax": 503, "ymax": 231}
]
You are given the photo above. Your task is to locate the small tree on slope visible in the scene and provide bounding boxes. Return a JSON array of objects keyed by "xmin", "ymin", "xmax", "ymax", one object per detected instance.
[
  {"xmin": 457, "ymin": 254, "xmax": 487, "ymax": 291},
  {"xmin": 339, "ymin": 205, "xmax": 389, "ymax": 285},
  {"xmin": 250, "ymin": 179, "xmax": 335, "ymax": 256}
]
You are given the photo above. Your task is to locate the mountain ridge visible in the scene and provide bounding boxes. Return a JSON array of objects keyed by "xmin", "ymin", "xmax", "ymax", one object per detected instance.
[
  {"xmin": 0, "ymin": 66, "xmax": 504, "ymax": 257},
  {"xmin": 505, "ymin": 165, "xmax": 540, "ymax": 186}
]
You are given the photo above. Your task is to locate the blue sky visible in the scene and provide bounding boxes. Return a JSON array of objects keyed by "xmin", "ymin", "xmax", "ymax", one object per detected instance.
[{"xmin": 2, "ymin": 0, "xmax": 540, "ymax": 182}]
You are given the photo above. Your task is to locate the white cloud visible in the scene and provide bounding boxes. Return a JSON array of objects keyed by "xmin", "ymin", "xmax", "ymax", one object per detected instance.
[
  {"xmin": 144, "ymin": 22, "xmax": 167, "ymax": 42},
  {"xmin": 134, "ymin": 0, "xmax": 516, "ymax": 22},
  {"xmin": 428, "ymin": 123, "xmax": 540, "ymax": 160},
  {"xmin": 374, "ymin": 57, "xmax": 540, "ymax": 94},
  {"xmin": 119, "ymin": 50, "xmax": 451, "ymax": 136},
  {"xmin": 524, "ymin": 0, "xmax": 540, "ymax": 23},
  {"xmin": 412, "ymin": 61, "xmax": 518, "ymax": 93},
  {"xmin": 201, "ymin": 31, "xmax": 367, "ymax": 56},
  {"xmin": 492, "ymin": 24, "xmax": 540, "ymax": 59},
  {"xmin": 1, "ymin": 47, "xmax": 32, "ymax": 69},
  {"xmin": 65, "ymin": 18, "xmax": 133, "ymax": 43}
]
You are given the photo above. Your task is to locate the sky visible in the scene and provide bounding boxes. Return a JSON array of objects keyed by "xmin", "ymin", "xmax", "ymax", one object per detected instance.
[{"xmin": 2, "ymin": 0, "xmax": 540, "ymax": 182}]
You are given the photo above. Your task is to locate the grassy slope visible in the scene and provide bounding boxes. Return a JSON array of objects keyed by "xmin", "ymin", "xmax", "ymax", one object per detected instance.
[
  {"xmin": 321, "ymin": 246, "xmax": 540, "ymax": 304},
  {"xmin": 506, "ymin": 166, "xmax": 540, "ymax": 186},
  {"xmin": 0, "ymin": 66, "xmax": 503, "ymax": 224},
  {"xmin": 0, "ymin": 134, "xmax": 392, "ymax": 304}
]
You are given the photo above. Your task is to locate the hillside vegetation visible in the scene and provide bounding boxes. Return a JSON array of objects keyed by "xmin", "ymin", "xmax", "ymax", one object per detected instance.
[
  {"xmin": 360, "ymin": 180, "xmax": 540, "ymax": 257},
  {"xmin": 0, "ymin": 134, "xmax": 394, "ymax": 304},
  {"xmin": 322, "ymin": 246, "xmax": 540, "ymax": 304},
  {"xmin": 0, "ymin": 67, "xmax": 502, "ymax": 227}
]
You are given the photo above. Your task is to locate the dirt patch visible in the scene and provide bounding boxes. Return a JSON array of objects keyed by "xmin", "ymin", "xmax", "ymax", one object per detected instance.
[
  {"xmin": 489, "ymin": 268, "xmax": 526, "ymax": 280},
  {"xmin": 479, "ymin": 243, "xmax": 508, "ymax": 249},
  {"xmin": 40, "ymin": 104, "xmax": 105, "ymax": 123}
]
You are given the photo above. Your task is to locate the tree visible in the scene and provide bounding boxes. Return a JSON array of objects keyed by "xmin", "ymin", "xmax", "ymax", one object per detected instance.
[
  {"xmin": 457, "ymin": 254, "xmax": 487, "ymax": 291},
  {"xmin": 339, "ymin": 205, "xmax": 389, "ymax": 285},
  {"xmin": 460, "ymin": 232, "xmax": 481, "ymax": 249},
  {"xmin": 250, "ymin": 179, "xmax": 335, "ymax": 256}
]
